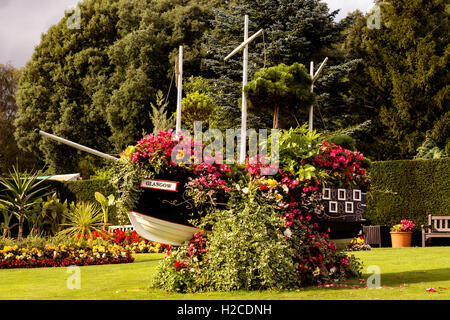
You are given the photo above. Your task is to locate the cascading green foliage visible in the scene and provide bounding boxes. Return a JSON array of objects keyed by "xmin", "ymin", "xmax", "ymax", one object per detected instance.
[
  {"xmin": 244, "ymin": 63, "xmax": 315, "ymax": 129},
  {"xmin": 203, "ymin": 184, "xmax": 298, "ymax": 291}
]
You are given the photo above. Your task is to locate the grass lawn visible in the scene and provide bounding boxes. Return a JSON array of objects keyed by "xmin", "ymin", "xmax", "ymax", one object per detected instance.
[{"xmin": 1, "ymin": 247, "xmax": 450, "ymax": 300}]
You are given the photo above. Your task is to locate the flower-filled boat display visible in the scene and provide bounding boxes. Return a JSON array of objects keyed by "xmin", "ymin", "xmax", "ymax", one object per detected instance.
[{"xmin": 36, "ymin": 126, "xmax": 371, "ymax": 246}]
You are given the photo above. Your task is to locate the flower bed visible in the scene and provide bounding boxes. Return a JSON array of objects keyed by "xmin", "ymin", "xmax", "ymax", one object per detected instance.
[
  {"xmin": 346, "ymin": 237, "xmax": 371, "ymax": 251},
  {"xmin": 79, "ymin": 229, "xmax": 171, "ymax": 253},
  {"xmin": 0, "ymin": 240, "xmax": 134, "ymax": 269}
]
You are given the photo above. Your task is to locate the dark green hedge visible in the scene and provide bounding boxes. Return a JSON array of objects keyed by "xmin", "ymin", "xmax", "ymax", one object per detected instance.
[
  {"xmin": 51, "ymin": 179, "xmax": 119, "ymax": 225},
  {"xmin": 366, "ymin": 158, "xmax": 450, "ymax": 229},
  {"xmin": 41, "ymin": 179, "xmax": 115, "ymax": 204},
  {"xmin": 61, "ymin": 179, "xmax": 115, "ymax": 203}
]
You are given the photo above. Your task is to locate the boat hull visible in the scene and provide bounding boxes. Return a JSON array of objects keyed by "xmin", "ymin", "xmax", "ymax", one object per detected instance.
[
  {"xmin": 129, "ymin": 173, "xmax": 203, "ymax": 245},
  {"xmin": 128, "ymin": 211, "xmax": 201, "ymax": 246}
]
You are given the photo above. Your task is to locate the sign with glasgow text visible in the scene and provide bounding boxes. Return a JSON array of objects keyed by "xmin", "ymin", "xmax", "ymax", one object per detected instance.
[{"xmin": 140, "ymin": 179, "xmax": 179, "ymax": 192}]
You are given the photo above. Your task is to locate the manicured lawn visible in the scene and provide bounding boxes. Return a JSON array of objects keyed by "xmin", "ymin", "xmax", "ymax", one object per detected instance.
[{"xmin": 1, "ymin": 247, "xmax": 450, "ymax": 300}]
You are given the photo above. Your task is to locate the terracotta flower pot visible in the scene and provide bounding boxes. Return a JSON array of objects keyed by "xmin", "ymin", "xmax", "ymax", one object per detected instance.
[{"xmin": 390, "ymin": 232, "xmax": 412, "ymax": 248}]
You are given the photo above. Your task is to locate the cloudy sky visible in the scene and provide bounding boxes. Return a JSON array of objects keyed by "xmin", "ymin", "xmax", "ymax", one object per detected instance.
[{"xmin": 0, "ymin": 0, "xmax": 375, "ymax": 68}]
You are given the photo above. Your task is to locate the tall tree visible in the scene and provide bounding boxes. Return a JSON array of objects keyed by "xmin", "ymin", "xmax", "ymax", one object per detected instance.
[
  {"xmin": 347, "ymin": 0, "xmax": 449, "ymax": 159},
  {"xmin": 0, "ymin": 64, "xmax": 38, "ymax": 173},
  {"xmin": 203, "ymin": 0, "xmax": 346, "ymax": 129},
  {"xmin": 14, "ymin": 0, "xmax": 218, "ymax": 173}
]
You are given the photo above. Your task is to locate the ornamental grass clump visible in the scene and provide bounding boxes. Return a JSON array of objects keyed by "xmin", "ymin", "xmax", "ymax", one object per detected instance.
[{"xmin": 58, "ymin": 202, "xmax": 103, "ymax": 238}]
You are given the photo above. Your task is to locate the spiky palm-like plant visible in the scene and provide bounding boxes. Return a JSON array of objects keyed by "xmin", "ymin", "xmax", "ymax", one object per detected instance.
[
  {"xmin": 0, "ymin": 166, "xmax": 49, "ymax": 238},
  {"xmin": 58, "ymin": 202, "xmax": 103, "ymax": 238},
  {"xmin": 0, "ymin": 205, "xmax": 17, "ymax": 238}
]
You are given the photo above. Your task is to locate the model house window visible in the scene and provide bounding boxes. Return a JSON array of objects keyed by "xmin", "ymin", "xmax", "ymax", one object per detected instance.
[
  {"xmin": 329, "ymin": 201, "xmax": 338, "ymax": 213},
  {"xmin": 338, "ymin": 189, "xmax": 346, "ymax": 201},
  {"xmin": 322, "ymin": 188, "xmax": 331, "ymax": 200},
  {"xmin": 345, "ymin": 202, "xmax": 354, "ymax": 213}
]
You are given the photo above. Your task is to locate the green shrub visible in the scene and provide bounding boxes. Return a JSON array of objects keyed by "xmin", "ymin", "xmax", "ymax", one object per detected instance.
[
  {"xmin": 58, "ymin": 202, "xmax": 103, "ymax": 238},
  {"xmin": 53, "ymin": 179, "xmax": 119, "ymax": 225},
  {"xmin": 205, "ymin": 195, "xmax": 298, "ymax": 291},
  {"xmin": 327, "ymin": 134, "xmax": 357, "ymax": 151},
  {"xmin": 366, "ymin": 158, "xmax": 450, "ymax": 229}
]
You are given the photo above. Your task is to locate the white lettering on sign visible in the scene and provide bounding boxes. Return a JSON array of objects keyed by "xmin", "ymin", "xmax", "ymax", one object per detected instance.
[{"xmin": 140, "ymin": 179, "xmax": 179, "ymax": 192}]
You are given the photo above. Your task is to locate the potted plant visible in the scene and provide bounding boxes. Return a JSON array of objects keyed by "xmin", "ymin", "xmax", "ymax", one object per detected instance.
[{"xmin": 390, "ymin": 219, "xmax": 415, "ymax": 248}]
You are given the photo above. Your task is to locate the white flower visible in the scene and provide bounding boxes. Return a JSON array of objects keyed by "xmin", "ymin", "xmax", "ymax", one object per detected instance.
[
  {"xmin": 242, "ymin": 187, "xmax": 249, "ymax": 194},
  {"xmin": 329, "ymin": 267, "xmax": 337, "ymax": 275},
  {"xmin": 313, "ymin": 267, "xmax": 321, "ymax": 277},
  {"xmin": 282, "ymin": 185, "xmax": 289, "ymax": 193},
  {"xmin": 283, "ymin": 229, "xmax": 292, "ymax": 238},
  {"xmin": 235, "ymin": 184, "xmax": 241, "ymax": 191}
]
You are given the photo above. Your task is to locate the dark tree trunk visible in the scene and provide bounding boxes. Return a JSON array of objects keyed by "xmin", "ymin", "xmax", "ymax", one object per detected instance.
[{"xmin": 273, "ymin": 105, "xmax": 280, "ymax": 129}]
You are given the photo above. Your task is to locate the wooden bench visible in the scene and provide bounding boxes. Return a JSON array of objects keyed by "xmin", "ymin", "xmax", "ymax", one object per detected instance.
[{"xmin": 421, "ymin": 215, "xmax": 450, "ymax": 247}]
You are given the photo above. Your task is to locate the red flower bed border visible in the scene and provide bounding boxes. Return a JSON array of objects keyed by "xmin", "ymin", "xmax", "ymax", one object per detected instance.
[{"xmin": 0, "ymin": 255, "xmax": 134, "ymax": 270}]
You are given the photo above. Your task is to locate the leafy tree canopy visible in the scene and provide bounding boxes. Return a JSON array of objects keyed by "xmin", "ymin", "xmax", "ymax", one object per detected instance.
[
  {"xmin": 0, "ymin": 64, "xmax": 38, "ymax": 173},
  {"xmin": 244, "ymin": 63, "xmax": 315, "ymax": 129},
  {"xmin": 14, "ymin": 0, "xmax": 218, "ymax": 173},
  {"xmin": 203, "ymin": 0, "xmax": 346, "ymax": 129},
  {"xmin": 347, "ymin": 0, "xmax": 449, "ymax": 158}
]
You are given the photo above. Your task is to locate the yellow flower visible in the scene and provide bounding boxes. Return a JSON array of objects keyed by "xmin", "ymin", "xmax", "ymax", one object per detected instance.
[
  {"xmin": 176, "ymin": 149, "xmax": 184, "ymax": 160},
  {"xmin": 267, "ymin": 179, "xmax": 278, "ymax": 187}
]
